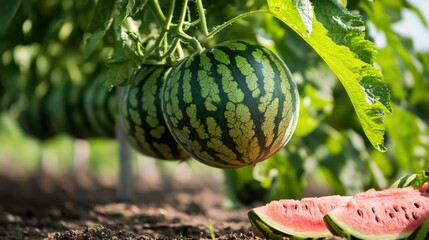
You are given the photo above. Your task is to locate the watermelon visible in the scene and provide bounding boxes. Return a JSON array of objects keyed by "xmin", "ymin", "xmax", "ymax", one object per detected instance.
[
  {"xmin": 324, "ymin": 187, "xmax": 429, "ymax": 240},
  {"xmin": 162, "ymin": 40, "xmax": 299, "ymax": 168},
  {"xmin": 50, "ymin": 81, "xmax": 99, "ymax": 139},
  {"xmin": 17, "ymin": 89, "xmax": 59, "ymax": 140},
  {"xmin": 120, "ymin": 65, "xmax": 190, "ymax": 160},
  {"xmin": 247, "ymin": 195, "xmax": 351, "ymax": 239},
  {"xmin": 390, "ymin": 170, "xmax": 429, "ymax": 192},
  {"xmin": 83, "ymin": 71, "xmax": 118, "ymax": 138}
]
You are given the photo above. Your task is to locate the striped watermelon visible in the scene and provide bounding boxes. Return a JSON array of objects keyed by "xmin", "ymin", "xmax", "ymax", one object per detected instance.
[
  {"xmin": 162, "ymin": 40, "xmax": 299, "ymax": 168},
  {"xmin": 83, "ymin": 72, "xmax": 118, "ymax": 138},
  {"xmin": 48, "ymin": 75, "xmax": 118, "ymax": 139},
  {"xmin": 120, "ymin": 65, "xmax": 190, "ymax": 160},
  {"xmin": 17, "ymin": 88, "xmax": 59, "ymax": 140},
  {"xmin": 390, "ymin": 170, "xmax": 429, "ymax": 192},
  {"xmin": 50, "ymin": 81, "xmax": 98, "ymax": 139}
]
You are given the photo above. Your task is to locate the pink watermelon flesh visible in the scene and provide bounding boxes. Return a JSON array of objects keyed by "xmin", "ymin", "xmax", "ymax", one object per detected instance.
[
  {"xmin": 326, "ymin": 187, "xmax": 429, "ymax": 239},
  {"xmin": 253, "ymin": 195, "xmax": 351, "ymax": 238}
]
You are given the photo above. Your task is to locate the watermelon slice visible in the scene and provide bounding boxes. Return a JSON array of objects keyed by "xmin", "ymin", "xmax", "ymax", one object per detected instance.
[
  {"xmin": 247, "ymin": 195, "xmax": 351, "ymax": 239},
  {"xmin": 324, "ymin": 187, "xmax": 429, "ymax": 240}
]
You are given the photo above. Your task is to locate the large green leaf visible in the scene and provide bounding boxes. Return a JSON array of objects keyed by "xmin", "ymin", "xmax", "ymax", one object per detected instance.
[
  {"xmin": 84, "ymin": 0, "xmax": 117, "ymax": 57},
  {"xmin": 106, "ymin": 34, "xmax": 143, "ymax": 87},
  {"xmin": 85, "ymin": 0, "xmax": 144, "ymax": 86},
  {"xmin": 267, "ymin": 0, "xmax": 391, "ymax": 151}
]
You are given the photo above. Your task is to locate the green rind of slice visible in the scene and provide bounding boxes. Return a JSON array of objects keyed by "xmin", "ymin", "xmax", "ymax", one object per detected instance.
[{"xmin": 248, "ymin": 209, "xmax": 327, "ymax": 240}]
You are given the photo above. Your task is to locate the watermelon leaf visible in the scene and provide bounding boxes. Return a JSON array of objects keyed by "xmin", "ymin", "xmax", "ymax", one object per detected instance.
[
  {"xmin": 84, "ymin": 0, "xmax": 117, "ymax": 57},
  {"xmin": 106, "ymin": 35, "xmax": 143, "ymax": 87},
  {"xmin": 85, "ymin": 0, "xmax": 143, "ymax": 87},
  {"xmin": 267, "ymin": 0, "xmax": 392, "ymax": 152},
  {"xmin": 294, "ymin": 0, "xmax": 313, "ymax": 35}
]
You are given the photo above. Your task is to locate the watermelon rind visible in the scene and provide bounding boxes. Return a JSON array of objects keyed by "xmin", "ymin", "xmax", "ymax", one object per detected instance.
[
  {"xmin": 390, "ymin": 170, "xmax": 429, "ymax": 192},
  {"xmin": 248, "ymin": 209, "xmax": 326, "ymax": 240},
  {"xmin": 323, "ymin": 213, "xmax": 413, "ymax": 240},
  {"xmin": 83, "ymin": 71, "xmax": 117, "ymax": 138},
  {"xmin": 248, "ymin": 209, "xmax": 297, "ymax": 240},
  {"xmin": 409, "ymin": 217, "xmax": 429, "ymax": 240},
  {"xmin": 247, "ymin": 196, "xmax": 351, "ymax": 239}
]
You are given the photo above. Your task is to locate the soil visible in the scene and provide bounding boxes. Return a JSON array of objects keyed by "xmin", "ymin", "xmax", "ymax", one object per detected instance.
[
  {"xmin": 0, "ymin": 162, "xmax": 348, "ymax": 240},
  {"xmin": 0, "ymin": 165, "xmax": 263, "ymax": 240}
]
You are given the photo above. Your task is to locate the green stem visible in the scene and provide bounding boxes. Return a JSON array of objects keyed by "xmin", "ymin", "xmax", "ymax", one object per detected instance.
[
  {"xmin": 145, "ymin": 0, "xmax": 175, "ymax": 58},
  {"xmin": 176, "ymin": 42, "xmax": 184, "ymax": 59},
  {"xmin": 196, "ymin": 0, "xmax": 209, "ymax": 36},
  {"xmin": 148, "ymin": 0, "xmax": 166, "ymax": 23},
  {"xmin": 159, "ymin": 37, "xmax": 180, "ymax": 59},
  {"xmin": 176, "ymin": 0, "xmax": 203, "ymax": 52},
  {"xmin": 207, "ymin": 9, "xmax": 269, "ymax": 38},
  {"xmin": 164, "ymin": 0, "xmax": 175, "ymax": 30},
  {"xmin": 177, "ymin": 0, "xmax": 189, "ymax": 29}
]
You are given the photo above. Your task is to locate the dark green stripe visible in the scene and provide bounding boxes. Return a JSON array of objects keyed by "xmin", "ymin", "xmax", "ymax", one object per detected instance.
[
  {"xmin": 152, "ymin": 67, "xmax": 184, "ymax": 159},
  {"xmin": 124, "ymin": 66, "xmax": 185, "ymax": 160},
  {"xmin": 64, "ymin": 83, "xmax": 78, "ymax": 136},
  {"xmin": 79, "ymin": 83, "xmax": 97, "ymax": 138},
  {"xmin": 40, "ymin": 91, "xmax": 58, "ymax": 138},
  {"xmin": 248, "ymin": 209, "xmax": 326, "ymax": 240},
  {"xmin": 216, "ymin": 45, "xmax": 266, "ymax": 160},
  {"xmin": 126, "ymin": 67, "xmax": 158, "ymax": 155},
  {"xmin": 218, "ymin": 40, "xmax": 296, "ymax": 160},
  {"xmin": 90, "ymin": 77, "xmax": 115, "ymax": 138},
  {"xmin": 251, "ymin": 45, "xmax": 286, "ymax": 157},
  {"xmin": 101, "ymin": 86, "xmax": 116, "ymax": 137},
  {"xmin": 248, "ymin": 210, "xmax": 290, "ymax": 240},
  {"xmin": 204, "ymin": 50, "xmax": 245, "ymax": 164},
  {"xmin": 137, "ymin": 67, "xmax": 173, "ymax": 159},
  {"xmin": 172, "ymin": 55, "xmax": 241, "ymax": 167},
  {"xmin": 103, "ymin": 88, "xmax": 118, "ymax": 137},
  {"xmin": 136, "ymin": 67, "xmax": 167, "ymax": 158},
  {"xmin": 248, "ymin": 210, "xmax": 275, "ymax": 239},
  {"xmin": 262, "ymin": 48, "xmax": 295, "ymax": 152},
  {"xmin": 163, "ymin": 57, "xmax": 231, "ymax": 166},
  {"xmin": 49, "ymin": 82, "xmax": 67, "ymax": 134},
  {"xmin": 323, "ymin": 215, "xmax": 365, "ymax": 240},
  {"xmin": 398, "ymin": 174, "xmax": 414, "ymax": 187},
  {"xmin": 323, "ymin": 215, "xmax": 344, "ymax": 237},
  {"xmin": 409, "ymin": 218, "xmax": 429, "ymax": 240},
  {"xmin": 86, "ymin": 78, "xmax": 102, "ymax": 136}
]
